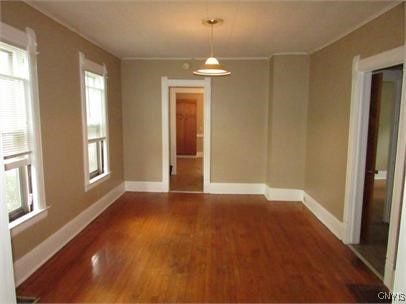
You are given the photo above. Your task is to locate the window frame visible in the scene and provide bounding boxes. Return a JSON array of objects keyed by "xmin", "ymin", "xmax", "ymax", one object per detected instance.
[
  {"xmin": 79, "ymin": 52, "xmax": 110, "ymax": 191},
  {"xmin": 0, "ymin": 22, "xmax": 47, "ymax": 234}
]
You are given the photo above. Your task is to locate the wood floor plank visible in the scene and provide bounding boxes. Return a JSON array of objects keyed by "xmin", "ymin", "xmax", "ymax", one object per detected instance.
[{"xmin": 17, "ymin": 192, "xmax": 387, "ymax": 303}]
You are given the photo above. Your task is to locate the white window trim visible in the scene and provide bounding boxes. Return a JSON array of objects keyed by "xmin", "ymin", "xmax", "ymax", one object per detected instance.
[
  {"xmin": 79, "ymin": 52, "xmax": 110, "ymax": 192},
  {"xmin": 0, "ymin": 22, "xmax": 47, "ymax": 233}
]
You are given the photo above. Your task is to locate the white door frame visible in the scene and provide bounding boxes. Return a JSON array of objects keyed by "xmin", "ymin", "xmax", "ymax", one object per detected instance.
[
  {"xmin": 343, "ymin": 45, "xmax": 405, "ymax": 289},
  {"xmin": 161, "ymin": 77, "xmax": 211, "ymax": 192},
  {"xmin": 169, "ymin": 87, "xmax": 204, "ymax": 176}
]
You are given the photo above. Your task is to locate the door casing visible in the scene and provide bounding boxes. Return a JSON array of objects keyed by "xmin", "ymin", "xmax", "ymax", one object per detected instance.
[
  {"xmin": 343, "ymin": 45, "xmax": 406, "ymax": 289},
  {"xmin": 161, "ymin": 77, "xmax": 211, "ymax": 192}
]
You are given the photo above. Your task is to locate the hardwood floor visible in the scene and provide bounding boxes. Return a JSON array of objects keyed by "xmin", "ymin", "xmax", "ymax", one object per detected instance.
[
  {"xmin": 353, "ymin": 179, "xmax": 389, "ymax": 276},
  {"xmin": 17, "ymin": 192, "xmax": 387, "ymax": 303},
  {"xmin": 170, "ymin": 157, "xmax": 203, "ymax": 192}
]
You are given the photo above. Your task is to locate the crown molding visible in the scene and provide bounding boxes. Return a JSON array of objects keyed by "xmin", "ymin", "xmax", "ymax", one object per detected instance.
[
  {"xmin": 122, "ymin": 56, "xmax": 269, "ymax": 61},
  {"xmin": 269, "ymin": 52, "xmax": 309, "ymax": 59},
  {"xmin": 23, "ymin": 0, "xmax": 120, "ymax": 59},
  {"xmin": 311, "ymin": 1, "xmax": 403, "ymax": 54},
  {"xmin": 23, "ymin": 1, "xmax": 402, "ymax": 60}
]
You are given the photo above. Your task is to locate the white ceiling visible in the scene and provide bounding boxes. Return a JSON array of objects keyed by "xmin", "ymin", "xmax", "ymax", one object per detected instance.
[{"xmin": 26, "ymin": 1, "xmax": 400, "ymax": 59}]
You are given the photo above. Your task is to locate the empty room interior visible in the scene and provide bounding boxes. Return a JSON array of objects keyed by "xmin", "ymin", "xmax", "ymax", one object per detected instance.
[{"xmin": 1, "ymin": 1, "xmax": 406, "ymax": 303}]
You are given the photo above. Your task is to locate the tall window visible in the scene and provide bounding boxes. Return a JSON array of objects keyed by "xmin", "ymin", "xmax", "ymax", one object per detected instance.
[
  {"xmin": 0, "ymin": 24, "xmax": 46, "ymax": 226},
  {"xmin": 79, "ymin": 52, "xmax": 109, "ymax": 190}
]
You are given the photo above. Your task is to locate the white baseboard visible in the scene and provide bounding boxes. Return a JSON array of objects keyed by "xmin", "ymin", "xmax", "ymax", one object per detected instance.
[
  {"xmin": 264, "ymin": 186, "xmax": 303, "ymax": 202},
  {"xmin": 206, "ymin": 183, "xmax": 265, "ymax": 194},
  {"xmin": 302, "ymin": 192, "xmax": 344, "ymax": 240},
  {"xmin": 13, "ymin": 182, "xmax": 125, "ymax": 286},
  {"xmin": 125, "ymin": 181, "xmax": 167, "ymax": 192},
  {"xmin": 375, "ymin": 170, "xmax": 387, "ymax": 180},
  {"xmin": 123, "ymin": 180, "xmax": 344, "ymax": 242}
]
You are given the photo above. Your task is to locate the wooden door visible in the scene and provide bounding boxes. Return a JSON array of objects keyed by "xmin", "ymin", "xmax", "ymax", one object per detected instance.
[
  {"xmin": 361, "ymin": 73, "xmax": 383, "ymax": 241},
  {"xmin": 176, "ymin": 99, "xmax": 197, "ymax": 155}
]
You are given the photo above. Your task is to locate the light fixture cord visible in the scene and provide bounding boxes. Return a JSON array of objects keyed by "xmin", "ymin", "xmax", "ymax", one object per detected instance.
[{"xmin": 210, "ymin": 23, "xmax": 214, "ymax": 57}]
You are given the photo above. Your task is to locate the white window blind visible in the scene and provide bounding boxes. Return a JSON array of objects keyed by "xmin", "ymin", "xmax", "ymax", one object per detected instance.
[
  {"xmin": 0, "ymin": 42, "xmax": 32, "ymax": 160},
  {"xmin": 85, "ymin": 71, "xmax": 106, "ymax": 141}
]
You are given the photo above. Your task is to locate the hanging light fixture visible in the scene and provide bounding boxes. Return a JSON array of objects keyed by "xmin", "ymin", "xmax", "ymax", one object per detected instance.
[{"xmin": 193, "ymin": 18, "xmax": 231, "ymax": 77}]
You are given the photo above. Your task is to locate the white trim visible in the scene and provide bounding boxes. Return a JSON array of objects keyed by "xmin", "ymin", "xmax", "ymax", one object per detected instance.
[
  {"xmin": 343, "ymin": 45, "xmax": 405, "ymax": 290},
  {"xmin": 303, "ymin": 192, "xmax": 345, "ymax": 240},
  {"xmin": 311, "ymin": 2, "xmax": 402, "ymax": 54},
  {"xmin": 358, "ymin": 46, "xmax": 404, "ymax": 72},
  {"xmin": 0, "ymin": 102, "xmax": 17, "ymax": 303},
  {"xmin": 206, "ymin": 183, "xmax": 265, "ymax": 195},
  {"xmin": 125, "ymin": 181, "xmax": 167, "ymax": 192},
  {"xmin": 122, "ymin": 57, "xmax": 269, "ymax": 61},
  {"xmin": 9, "ymin": 207, "xmax": 48, "ymax": 237},
  {"xmin": 1, "ymin": 23, "xmax": 48, "ymax": 225},
  {"xmin": 79, "ymin": 51, "xmax": 110, "ymax": 192},
  {"xmin": 13, "ymin": 182, "xmax": 125, "ymax": 286},
  {"xmin": 375, "ymin": 170, "xmax": 387, "ymax": 180},
  {"xmin": 269, "ymin": 51, "xmax": 308, "ymax": 58},
  {"xmin": 196, "ymin": 152, "xmax": 203, "ymax": 158},
  {"xmin": 393, "ymin": 174, "xmax": 406, "ymax": 296},
  {"xmin": 26, "ymin": 27, "xmax": 47, "ymax": 213},
  {"xmin": 162, "ymin": 78, "xmax": 211, "ymax": 193},
  {"xmin": 86, "ymin": 171, "xmax": 111, "ymax": 191},
  {"xmin": 0, "ymin": 22, "xmax": 28, "ymax": 49},
  {"xmin": 343, "ymin": 46, "xmax": 404, "ymax": 244},
  {"xmin": 384, "ymin": 54, "xmax": 406, "ymax": 290},
  {"xmin": 161, "ymin": 77, "xmax": 170, "ymax": 191},
  {"xmin": 23, "ymin": 1, "xmax": 119, "ymax": 58},
  {"xmin": 264, "ymin": 186, "xmax": 303, "ymax": 202}
]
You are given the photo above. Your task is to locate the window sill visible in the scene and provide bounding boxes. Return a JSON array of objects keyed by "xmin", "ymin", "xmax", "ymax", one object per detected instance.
[
  {"xmin": 9, "ymin": 207, "xmax": 49, "ymax": 237},
  {"xmin": 86, "ymin": 171, "xmax": 111, "ymax": 192}
]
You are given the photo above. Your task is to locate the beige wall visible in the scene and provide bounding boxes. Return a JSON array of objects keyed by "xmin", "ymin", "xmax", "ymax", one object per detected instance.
[
  {"xmin": 1, "ymin": 1, "xmax": 124, "ymax": 260},
  {"xmin": 305, "ymin": 4, "xmax": 404, "ymax": 220},
  {"xmin": 122, "ymin": 60, "xmax": 268, "ymax": 183},
  {"xmin": 266, "ymin": 55, "xmax": 309, "ymax": 189},
  {"xmin": 176, "ymin": 92, "xmax": 203, "ymax": 154}
]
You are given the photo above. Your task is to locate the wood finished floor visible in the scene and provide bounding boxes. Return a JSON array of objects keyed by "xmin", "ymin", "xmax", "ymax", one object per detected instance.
[
  {"xmin": 352, "ymin": 180, "xmax": 389, "ymax": 276},
  {"xmin": 17, "ymin": 192, "xmax": 387, "ymax": 303},
  {"xmin": 170, "ymin": 157, "xmax": 203, "ymax": 192}
]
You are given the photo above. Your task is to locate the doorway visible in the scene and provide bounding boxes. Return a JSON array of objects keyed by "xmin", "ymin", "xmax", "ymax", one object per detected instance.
[
  {"xmin": 161, "ymin": 77, "xmax": 211, "ymax": 193},
  {"xmin": 352, "ymin": 65, "xmax": 403, "ymax": 278},
  {"xmin": 344, "ymin": 46, "xmax": 405, "ymax": 289},
  {"xmin": 169, "ymin": 88, "xmax": 204, "ymax": 192}
]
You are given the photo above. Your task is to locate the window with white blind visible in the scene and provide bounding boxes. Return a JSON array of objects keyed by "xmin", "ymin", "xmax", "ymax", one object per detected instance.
[
  {"xmin": 79, "ymin": 52, "xmax": 110, "ymax": 191},
  {"xmin": 0, "ymin": 23, "xmax": 46, "ymax": 228}
]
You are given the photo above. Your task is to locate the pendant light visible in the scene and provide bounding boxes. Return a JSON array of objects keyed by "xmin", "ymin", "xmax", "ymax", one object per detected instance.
[{"xmin": 193, "ymin": 18, "xmax": 231, "ymax": 77}]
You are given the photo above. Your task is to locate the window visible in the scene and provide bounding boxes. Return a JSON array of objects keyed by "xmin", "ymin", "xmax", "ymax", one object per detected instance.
[
  {"xmin": 79, "ymin": 52, "xmax": 109, "ymax": 190},
  {"xmin": 0, "ymin": 23, "xmax": 46, "ymax": 228}
]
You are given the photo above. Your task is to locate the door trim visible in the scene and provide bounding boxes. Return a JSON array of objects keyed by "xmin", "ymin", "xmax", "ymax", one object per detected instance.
[
  {"xmin": 343, "ymin": 45, "xmax": 405, "ymax": 289},
  {"xmin": 161, "ymin": 77, "xmax": 211, "ymax": 192}
]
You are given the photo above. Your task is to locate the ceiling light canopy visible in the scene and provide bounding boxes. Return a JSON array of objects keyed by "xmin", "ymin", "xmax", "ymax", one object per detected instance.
[{"xmin": 193, "ymin": 18, "xmax": 231, "ymax": 77}]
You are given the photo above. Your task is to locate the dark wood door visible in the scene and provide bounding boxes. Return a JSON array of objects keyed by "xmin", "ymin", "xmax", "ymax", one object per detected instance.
[
  {"xmin": 361, "ymin": 73, "xmax": 383, "ymax": 241},
  {"xmin": 176, "ymin": 99, "xmax": 197, "ymax": 155}
]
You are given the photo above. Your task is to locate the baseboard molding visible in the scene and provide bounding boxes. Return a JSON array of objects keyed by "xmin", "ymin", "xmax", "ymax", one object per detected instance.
[
  {"xmin": 206, "ymin": 183, "xmax": 265, "ymax": 194},
  {"xmin": 125, "ymin": 181, "xmax": 167, "ymax": 192},
  {"xmin": 264, "ymin": 186, "xmax": 303, "ymax": 202},
  {"xmin": 123, "ymin": 180, "xmax": 344, "ymax": 242},
  {"xmin": 13, "ymin": 182, "xmax": 125, "ymax": 286},
  {"xmin": 302, "ymin": 192, "xmax": 344, "ymax": 240}
]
